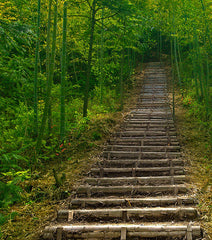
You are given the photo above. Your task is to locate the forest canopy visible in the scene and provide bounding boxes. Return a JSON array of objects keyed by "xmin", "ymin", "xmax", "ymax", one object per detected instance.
[{"xmin": 0, "ymin": 0, "xmax": 211, "ymax": 214}]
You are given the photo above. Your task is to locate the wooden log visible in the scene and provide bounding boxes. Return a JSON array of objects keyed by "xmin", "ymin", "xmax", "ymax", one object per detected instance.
[
  {"xmin": 76, "ymin": 184, "xmax": 188, "ymax": 196},
  {"xmin": 44, "ymin": 224, "xmax": 201, "ymax": 234},
  {"xmin": 109, "ymin": 139, "xmax": 179, "ymax": 146},
  {"xmin": 70, "ymin": 197, "xmax": 197, "ymax": 209},
  {"xmin": 103, "ymin": 151, "xmax": 181, "ymax": 159},
  {"xmin": 91, "ymin": 167, "xmax": 184, "ymax": 174},
  {"xmin": 85, "ymin": 175, "xmax": 186, "ymax": 186},
  {"xmin": 115, "ymin": 131, "xmax": 176, "ymax": 137},
  {"xmin": 58, "ymin": 207, "xmax": 198, "ymax": 222},
  {"xmin": 106, "ymin": 145, "xmax": 180, "ymax": 152},
  {"xmin": 101, "ymin": 159, "xmax": 184, "ymax": 168}
]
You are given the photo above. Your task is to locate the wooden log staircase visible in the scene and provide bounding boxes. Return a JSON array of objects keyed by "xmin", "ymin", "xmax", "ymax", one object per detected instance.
[{"xmin": 41, "ymin": 62, "xmax": 202, "ymax": 239}]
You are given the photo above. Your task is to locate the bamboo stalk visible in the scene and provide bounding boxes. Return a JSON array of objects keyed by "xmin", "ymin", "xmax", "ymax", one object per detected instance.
[
  {"xmin": 33, "ymin": 0, "xmax": 41, "ymax": 137},
  {"xmin": 60, "ymin": 1, "xmax": 67, "ymax": 141}
]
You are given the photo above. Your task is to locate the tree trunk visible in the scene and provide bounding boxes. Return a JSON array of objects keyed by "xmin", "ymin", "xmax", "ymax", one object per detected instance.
[
  {"xmin": 36, "ymin": 0, "xmax": 58, "ymax": 151},
  {"xmin": 60, "ymin": 1, "xmax": 67, "ymax": 141},
  {"xmin": 83, "ymin": 0, "xmax": 97, "ymax": 117},
  {"xmin": 33, "ymin": 0, "xmax": 41, "ymax": 137}
]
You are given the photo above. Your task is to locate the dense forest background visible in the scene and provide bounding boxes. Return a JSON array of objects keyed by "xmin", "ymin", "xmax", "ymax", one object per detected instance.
[{"xmin": 0, "ymin": 0, "xmax": 211, "ymax": 230}]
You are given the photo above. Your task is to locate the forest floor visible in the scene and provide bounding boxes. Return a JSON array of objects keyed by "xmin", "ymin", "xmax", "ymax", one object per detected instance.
[
  {"xmin": 0, "ymin": 64, "xmax": 211, "ymax": 240},
  {"xmin": 174, "ymin": 93, "xmax": 212, "ymax": 238}
]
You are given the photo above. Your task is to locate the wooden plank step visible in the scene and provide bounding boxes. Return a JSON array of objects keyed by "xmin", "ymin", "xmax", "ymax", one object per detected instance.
[
  {"xmin": 76, "ymin": 184, "xmax": 187, "ymax": 197},
  {"xmin": 70, "ymin": 196, "xmax": 197, "ymax": 209},
  {"xmin": 42, "ymin": 224, "xmax": 202, "ymax": 239},
  {"xmin": 84, "ymin": 175, "xmax": 186, "ymax": 186},
  {"xmin": 101, "ymin": 159, "xmax": 184, "ymax": 167},
  {"xmin": 57, "ymin": 207, "xmax": 198, "ymax": 222},
  {"xmin": 103, "ymin": 151, "xmax": 181, "ymax": 159}
]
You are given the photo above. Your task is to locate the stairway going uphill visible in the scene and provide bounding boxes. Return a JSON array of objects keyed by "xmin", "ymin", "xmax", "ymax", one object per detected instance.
[{"xmin": 42, "ymin": 62, "xmax": 202, "ymax": 239}]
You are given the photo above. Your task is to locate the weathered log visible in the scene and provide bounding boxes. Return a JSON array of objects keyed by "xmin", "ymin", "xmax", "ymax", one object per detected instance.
[
  {"xmin": 103, "ymin": 151, "xmax": 181, "ymax": 160},
  {"xmin": 85, "ymin": 175, "xmax": 186, "ymax": 186},
  {"xmin": 106, "ymin": 145, "xmax": 180, "ymax": 152},
  {"xmin": 101, "ymin": 159, "xmax": 184, "ymax": 168},
  {"xmin": 57, "ymin": 207, "xmax": 198, "ymax": 222},
  {"xmin": 76, "ymin": 184, "xmax": 187, "ymax": 196},
  {"xmin": 109, "ymin": 139, "xmax": 179, "ymax": 146},
  {"xmin": 70, "ymin": 196, "xmax": 197, "ymax": 209},
  {"xmin": 91, "ymin": 166, "xmax": 184, "ymax": 174},
  {"xmin": 115, "ymin": 131, "xmax": 176, "ymax": 137}
]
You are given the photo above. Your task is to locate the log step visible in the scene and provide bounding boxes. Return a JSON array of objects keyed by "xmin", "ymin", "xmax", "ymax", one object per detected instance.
[
  {"xmin": 103, "ymin": 151, "xmax": 181, "ymax": 159},
  {"xmin": 122, "ymin": 123, "xmax": 175, "ymax": 127},
  {"xmin": 84, "ymin": 175, "xmax": 186, "ymax": 186},
  {"xmin": 90, "ymin": 167, "xmax": 184, "ymax": 177},
  {"xmin": 70, "ymin": 196, "xmax": 197, "ymax": 209},
  {"xmin": 115, "ymin": 135, "xmax": 177, "ymax": 140},
  {"xmin": 100, "ymin": 159, "xmax": 184, "ymax": 168},
  {"xmin": 76, "ymin": 184, "xmax": 188, "ymax": 197},
  {"xmin": 105, "ymin": 145, "xmax": 180, "ymax": 152},
  {"xmin": 124, "ymin": 127, "xmax": 176, "ymax": 131},
  {"xmin": 124, "ymin": 119, "xmax": 174, "ymax": 124},
  {"xmin": 43, "ymin": 224, "xmax": 202, "ymax": 239},
  {"xmin": 115, "ymin": 131, "xmax": 177, "ymax": 136},
  {"xmin": 109, "ymin": 139, "xmax": 179, "ymax": 146},
  {"xmin": 57, "ymin": 207, "xmax": 198, "ymax": 222}
]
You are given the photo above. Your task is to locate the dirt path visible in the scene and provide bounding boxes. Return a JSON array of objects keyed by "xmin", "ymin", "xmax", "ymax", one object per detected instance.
[{"xmin": 41, "ymin": 62, "xmax": 202, "ymax": 239}]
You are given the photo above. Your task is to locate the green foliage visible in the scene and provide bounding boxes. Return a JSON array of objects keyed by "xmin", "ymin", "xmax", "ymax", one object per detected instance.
[
  {"xmin": 0, "ymin": 211, "xmax": 18, "ymax": 226},
  {"xmin": 0, "ymin": 0, "xmax": 211, "ymax": 209},
  {"xmin": 0, "ymin": 181, "xmax": 22, "ymax": 208}
]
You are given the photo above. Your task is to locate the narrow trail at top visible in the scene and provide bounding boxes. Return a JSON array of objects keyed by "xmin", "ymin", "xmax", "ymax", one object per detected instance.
[{"xmin": 42, "ymin": 62, "xmax": 202, "ymax": 239}]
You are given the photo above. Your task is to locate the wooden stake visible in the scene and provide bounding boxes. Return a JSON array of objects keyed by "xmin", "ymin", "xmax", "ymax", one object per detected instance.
[
  {"xmin": 187, "ymin": 222, "xmax": 193, "ymax": 240},
  {"xmin": 56, "ymin": 227, "xmax": 63, "ymax": 240},
  {"xmin": 121, "ymin": 227, "xmax": 127, "ymax": 240}
]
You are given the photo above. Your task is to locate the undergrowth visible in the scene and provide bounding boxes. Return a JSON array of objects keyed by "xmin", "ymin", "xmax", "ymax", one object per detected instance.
[{"xmin": 0, "ymin": 67, "xmax": 142, "ymax": 240}]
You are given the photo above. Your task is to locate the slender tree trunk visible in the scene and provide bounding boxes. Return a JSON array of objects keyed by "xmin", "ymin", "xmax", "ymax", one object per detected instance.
[
  {"xmin": 72, "ymin": 51, "xmax": 78, "ymax": 82},
  {"xmin": 174, "ymin": 35, "xmax": 182, "ymax": 89},
  {"xmin": 33, "ymin": 0, "xmax": 41, "ymax": 137},
  {"xmin": 200, "ymin": 0, "xmax": 212, "ymax": 50},
  {"xmin": 83, "ymin": 0, "xmax": 97, "ymax": 117},
  {"xmin": 194, "ymin": 31, "xmax": 204, "ymax": 101},
  {"xmin": 120, "ymin": 48, "xmax": 124, "ymax": 110},
  {"xmin": 191, "ymin": 41, "xmax": 200, "ymax": 101},
  {"xmin": 60, "ymin": 1, "xmax": 67, "ymax": 141},
  {"xmin": 100, "ymin": 7, "xmax": 104, "ymax": 104},
  {"xmin": 171, "ymin": 38, "xmax": 175, "ymax": 120},
  {"xmin": 159, "ymin": 31, "xmax": 162, "ymax": 62},
  {"xmin": 46, "ymin": 0, "xmax": 53, "ymax": 137},
  {"xmin": 205, "ymin": 54, "xmax": 209, "ymax": 118},
  {"xmin": 36, "ymin": 0, "xmax": 58, "ymax": 151}
]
